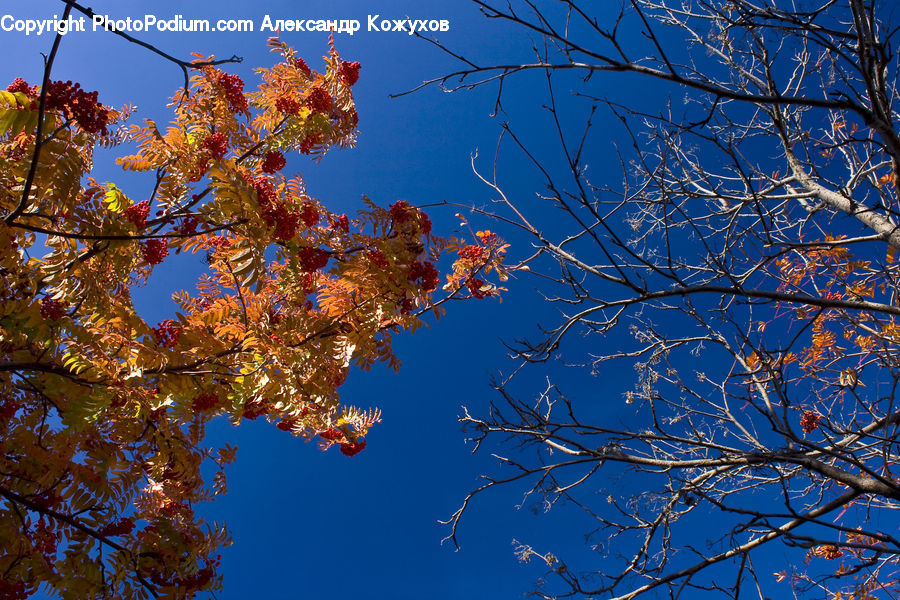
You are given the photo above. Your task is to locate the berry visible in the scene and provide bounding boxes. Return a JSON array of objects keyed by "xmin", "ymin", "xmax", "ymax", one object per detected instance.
[
  {"xmin": 203, "ymin": 132, "xmax": 228, "ymax": 159},
  {"xmin": 418, "ymin": 212, "xmax": 432, "ymax": 235},
  {"xmin": 242, "ymin": 397, "xmax": 270, "ymax": 420},
  {"xmin": 800, "ymin": 411, "xmax": 820, "ymax": 433},
  {"xmin": 252, "ymin": 176, "xmax": 277, "ymax": 209},
  {"xmin": 7, "ymin": 78, "xmax": 32, "ymax": 95},
  {"xmin": 208, "ymin": 236, "xmax": 232, "ymax": 252},
  {"xmin": 294, "ymin": 57, "xmax": 312, "ymax": 77},
  {"xmin": 306, "ymin": 87, "xmax": 332, "ymax": 113},
  {"xmin": 178, "ymin": 216, "xmax": 199, "ymax": 236},
  {"xmin": 367, "ymin": 249, "xmax": 388, "ymax": 268},
  {"xmin": 216, "ymin": 72, "xmax": 248, "ymax": 113},
  {"xmin": 142, "ymin": 238, "xmax": 169, "ymax": 265},
  {"xmin": 458, "ymin": 245, "xmax": 485, "ymax": 263},
  {"xmin": 40, "ymin": 297, "xmax": 66, "ymax": 321},
  {"xmin": 276, "ymin": 418, "xmax": 299, "ymax": 432},
  {"xmin": 299, "ymin": 133, "xmax": 322, "ymax": 155},
  {"xmin": 333, "ymin": 214, "xmax": 349, "ymax": 233},
  {"xmin": 275, "ymin": 96, "xmax": 302, "ymax": 115},
  {"xmin": 0, "ymin": 399, "xmax": 20, "ymax": 422},
  {"xmin": 300, "ymin": 202, "xmax": 319, "ymax": 227},
  {"xmin": 125, "ymin": 200, "xmax": 150, "ymax": 229},
  {"xmin": 298, "ymin": 247, "xmax": 329, "ymax": 272},
  {"xmin": 478, "ymin": 231, "xmax": 498, "ymax": 244},
  {"xmin": 272, "ymin": 210, "xmax": 299, "ymax": 242},
  {"xmin": 261, "ymin": 150, "xmax": 286, "ymax": 173},
  {"xmin": 43, "ymin": 80, "xmax": 109, "ymax": 134},
  {"xmin": 389, "ymin": 200, "xmax": 412, "ymax": 224},
  {"xmin": 250, "ymin": 176, "xmax": 301, "ymax": 241},
  {"xmin": 97, "ymin": 518, "xmax": 135, "ymax": 538},
  {"xmin": 339, "ymin": 61, "xmax": 361, "ymax": 86},
  {"xmin": 0, "ymin": 579, "xmax": 28, "ymax": 600},
  {"xmin": 152, "ymin": 320, "xmax": 181, "ymax": 348},
  {"xmin": 319, "ymin": 427, "xmax": 344, "ymax": 442},
  {"xmin": 192, "ymin": 392, "xmax": 221, "ymax": 412},
  {"xmin": 340, "ymin": 439, "xmax": 366, "ymax": 457},
  {"xmin": 466, "ymin": 278, "xmax": 491, "ymax": 299},
  {"xmin": 408, "ymin": 260, "xmax": 439, "ymax": 292}
]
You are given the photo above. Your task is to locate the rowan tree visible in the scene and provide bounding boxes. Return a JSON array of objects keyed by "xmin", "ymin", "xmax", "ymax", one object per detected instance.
[
  {"xmin": 420, "ymin": 1, "xmax": 900, "ymax": 599},
  {"xmin": 0, "ymin": 5, "xmax": 507, "ymax": 598}
]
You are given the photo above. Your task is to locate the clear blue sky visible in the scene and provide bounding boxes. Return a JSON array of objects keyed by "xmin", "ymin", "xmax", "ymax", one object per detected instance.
[{"xmin": 2, "ymin": 2, "xmax": 695, "ymax": 598}]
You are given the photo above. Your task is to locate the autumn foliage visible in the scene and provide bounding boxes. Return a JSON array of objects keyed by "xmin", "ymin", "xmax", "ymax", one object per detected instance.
[{"xmin": 0, "ymin": 38, "xmax": 506, "ymax": 599}]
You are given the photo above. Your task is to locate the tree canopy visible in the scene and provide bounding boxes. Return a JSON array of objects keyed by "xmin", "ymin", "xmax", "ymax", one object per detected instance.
[{"xmin": 0, "ymin": 16, "xmax": 507, "ymax": 599}]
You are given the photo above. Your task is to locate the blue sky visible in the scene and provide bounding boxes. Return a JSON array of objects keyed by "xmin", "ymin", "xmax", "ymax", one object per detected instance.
[{"xmin": 2, "ymin": 2, "xmax": 711, "ymax": 598}]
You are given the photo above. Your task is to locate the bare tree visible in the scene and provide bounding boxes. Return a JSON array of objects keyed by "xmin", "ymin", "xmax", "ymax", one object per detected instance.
[{"xmin": 417, "ymin": 1, "xmax": 900, "ymax": 598}]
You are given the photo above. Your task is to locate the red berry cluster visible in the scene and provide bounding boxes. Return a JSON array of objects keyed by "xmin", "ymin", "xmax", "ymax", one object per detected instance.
[
  {"xmin": 388, "ymin": 201, "xmax": 432, "ymax": 235},
  {"xmin": 299, "ymin": 402, "xmax": 319, "ymax": 417},
  {"xmin": 299, "ymin": 133, "xmax": 323, "ymax": 155},
  {"xmin": 418, "ymin": 212, "xmax": 432, "ymax": 235},
  {"xmin": 458, "ymin": 245, "xmax": 485, "ymax": 263},
  {"xmin": 251, "ymin": 176, "xmax": 300, "ymax": 242},
  {"xmin": 242, "ymin": 397, "xmax": 270, "ymax": 420},
  {"xmin": 800, "ymin": 410, "xmax": 820, "ymax": 433},
  {"xmin": 97, "ymin": 518, "xmax": 135, "ymax": 538},
  {"xmin": 40, "ymin": 297, "xmax": 66, "ymax": 321},
  {"xmin": 408, "ymin": 260, "xmax": 440, "ymax": 292},
  {"xmin": 216, "ymin": 72, "xmax": 248, "ymax": 113},
  {"xmin": 333, "ymin": 214, "xmax": 349, "ymax": 233},
  {"xmin": 818, "ymin": 545, "xmax": 844, "ymax": 560},
  {"xmin": 367, "ymin": 249, "xmax": 389, "ymax": 268},
  {"xmin": 31, "ymin": 491, "xmax": 60, "ymax": 510},
  {"xmin": 0, "ymin": 579, "xmax": 27, "ymax": 600},
  {"xmin": 275, "ymin": 95, "xmax": 302, "ymax": 115},
  {"xmin": 389, "ymin": 200, "xmax": 412, "ymax": 224},
  {"xmin": 0, "ymin": 398, "xmax": 19, "ymax": 422},
  {"xmin": 125, "ymin": 200, "xmax": 150, "ymax": 229},
  {"xmin": 300, "ymin": 202, "xmax": 319, "ymax": 227},
  {"xmin": 340, "ymin": 439, "xmax": 366, "ymax": 457},
  {"xmin": 7, "ymin": 77, "xmax": 37, "ymax": 96},
  {"xmin": 44, "ymin": 80, "xmax": 110, "ymax": 135},
  {"xmin": 203, "ymin": 132, "xmax": 229, "ymax": 159},
  {"xmin": 276, "ymin": 418, "xmax": 300, "ymax": 431},
  {"xmin": 149, "ymin": 557, "xmax": 220, "ymax": 591},
  {"xmin": 466, "ymin": 278, "xmax": 491, "ymax": 299},
  {"xmin": 261, "ymin": 150, "xmax": 286, "ymax": 173},
  {"xmin": 178, "ymin": 216, "xmax": 199, "ymax": 236},
  {"xmin": 177, "ymin": 565, "xmax": 217, "ymax": 591},
  {"xmin": 252, "ymin": 175, "xmax": 276, "ymax": 206},
  {"xmin": 152, "ymin": 320, "xmax": 181, "ymax": 348},
  {"xmin": 272, "ymin": 211, "xmax": 299, "ymax": 242},
  {"xmin": 294, "ymin": 57, "xmax": 312, "ymax": 77},
  {"xmin": 32, "ymin": 518, "xmax": 58, "ymax": 559},
  {"xmin": 397, "ymin": 297, "xmax": 414, "ymax": 315},
  {"xmin": 142, "ymin": 238, "xmax": 169, "ymax": 265},
  {"xmin": 306, "ymin": 87, "xmax": 332, "ymax": 114},
  {"xmin": 298, "ymin": 246, "xmax": 329, "ymax": 272},
  {"xmin": 192, "ymin": 392, "xmax": 221, "ymax": 412},
  {"xmin": 339, "ymin": 61, "xmax": 361, "ymax": 86},
  {"xmin": 301, "ymin": 272, "xmax": 317, "ymax": 293},
  {"xmin": 319, "ymin": 427, "xmax": 344, "ymax": 442},
  {"xmin": 208, "ymin": 236, "xmax": 232, "ymax": 252}
]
